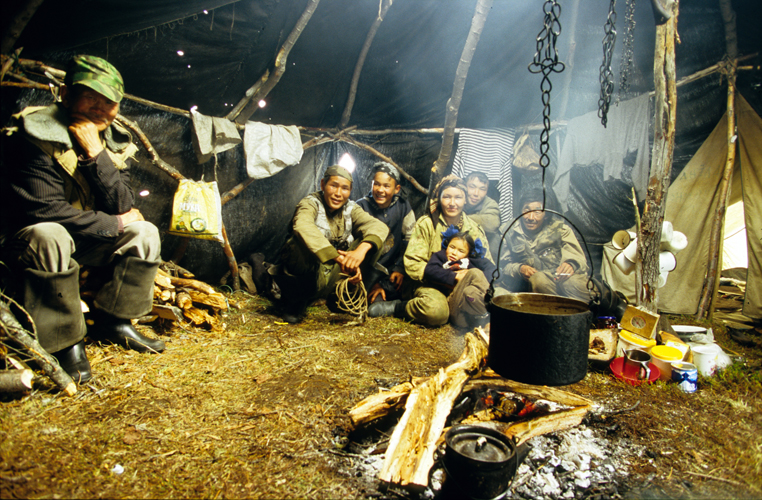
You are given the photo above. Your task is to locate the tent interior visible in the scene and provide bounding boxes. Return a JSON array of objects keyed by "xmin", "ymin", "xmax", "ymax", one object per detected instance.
[{"xmin": 2, "ymin": 0, "xmax": 761, "ymax": 321}]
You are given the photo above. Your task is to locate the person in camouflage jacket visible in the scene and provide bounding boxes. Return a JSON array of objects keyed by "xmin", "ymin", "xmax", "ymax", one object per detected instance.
[{"xmin": 499, "ymin": 188, "xmax": 590, "ymax": 302}]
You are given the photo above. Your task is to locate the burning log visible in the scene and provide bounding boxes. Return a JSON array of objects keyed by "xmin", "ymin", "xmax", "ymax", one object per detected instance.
[{"xmin": 378, "ymin": 329, "xmax": 489, "ymax": 490}]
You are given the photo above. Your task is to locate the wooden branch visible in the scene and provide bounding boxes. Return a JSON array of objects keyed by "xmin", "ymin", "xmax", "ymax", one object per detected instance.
[
  {"xmin": 1, "ymin": 0, "xmax": 45, "ymax": 55},
  {"xmin": 187, "ymin": 289, "xmax": 228, "ymax": 310},
  {"xmin": 115, "ymin": 115, "xmax": 184, "ymax": 182},
  {"xmin": 341, "ymin": 135, "xmax": 427, "ymax": 194},
  {"xmin": 227, "ymin": 70, "xmax": 269, "ymax": 122},
  {"xmin": 0, "ymin": 369, "xmax": 34, "ymax": 393},
  {"xmin": 697, "ymin": 0, "xmax": 738, "ymax": 320},
  {"xmin": 235, "ymin": 0, "xmax": 321, "ymax": 123},
  {"xmin": 431, "ymin": 0, "xmax": 493, "ymax": 200},
  {"xmin": 349, "ymin": 378, "xmax": 429, "ymax": 428},
  {"xmin": 0, "ymin": 299, "xmax": 76, "ymax": 396},
  {"xmin": 636, "ymin": 1, "xmax": 679, "ymax": 312},
  {"xmin": 378, "ymin": 330, "xmax": 488, "ymax": 490},
  {"xmin": 338, "ymin": 0, "xmax": 393, "ymax": 129}
]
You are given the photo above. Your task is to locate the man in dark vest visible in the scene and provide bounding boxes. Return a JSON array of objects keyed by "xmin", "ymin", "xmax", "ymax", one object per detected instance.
[
  {"xmin": 1, "ymin": 55, "xmax": 165, "ymax": 383},
  {"xmin": 272, "ymin": 165, "xmax": 389, "ymax": 323}
]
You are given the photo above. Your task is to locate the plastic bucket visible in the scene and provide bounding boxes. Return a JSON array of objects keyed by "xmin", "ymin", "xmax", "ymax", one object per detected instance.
[
  {"xmin": 691, "ymin": 343, "xmax": 721, "ymax": 377},
  {"xmin": 650, "ymin": 345, "xmax": 683, "ymax": 381},
  {"xmin": 616, "ymin": 330, "xmax": 656, "ymax": 358}
]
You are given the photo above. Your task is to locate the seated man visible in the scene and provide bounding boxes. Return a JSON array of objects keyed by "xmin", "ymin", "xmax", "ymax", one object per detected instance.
[
  {"xmin": 272, "ymin": 165, "xmax": 389, "ymax": 323},
  {"xmin": 356, "ymin": 162, "xmax": 416, "ymax": 311},
  {"xmin": 498, "ymin": 189, "xmax": 590, "ymax": 302},
  {"xmin": 463, "ymin": 172, "xmax": 501, "ymax": 261},
  {"xmin": 0, "ymin": 55, "xmax": 164, "ymax": 383}
]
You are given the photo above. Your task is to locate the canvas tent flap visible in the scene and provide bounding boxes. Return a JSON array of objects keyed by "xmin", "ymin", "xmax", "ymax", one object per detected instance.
[{"xmin": 738, "ymin": 94, "xmax": 762, "ymax": 319}]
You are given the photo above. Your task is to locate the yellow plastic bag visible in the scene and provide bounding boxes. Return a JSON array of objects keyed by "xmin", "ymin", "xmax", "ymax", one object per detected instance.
[{"xmin": 167, "ymin": 179, "xmax": 223, "ymax": 243}]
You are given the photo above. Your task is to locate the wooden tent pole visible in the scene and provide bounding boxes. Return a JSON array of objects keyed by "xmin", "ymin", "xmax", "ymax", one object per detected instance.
[
  {"xmin": 430, "ymin": 0, "xmax": 493, "ymax": 200},
  {"xmin": 696, "ymin": 0, "xmax": 738, "ymax": 320},
  {"xmin": 636, "ymin": 0, "xmax": 679, "ymax": 313},
  {"xmin": 233, "ymin": 0, "xmax": 321, "ymax": 124},
  {"xmin": 338, "ymin": 0, "xmax": 393, "ymax": 129},
  {"xmin": 1, "ymin": 0, "xmax": 45, "ymax": 55}
]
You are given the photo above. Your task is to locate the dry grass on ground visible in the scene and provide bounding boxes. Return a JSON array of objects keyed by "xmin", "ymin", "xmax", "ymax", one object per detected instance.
[{"xmin": 1, "ymin": 294, "xmax": 761, "ymax": 499}]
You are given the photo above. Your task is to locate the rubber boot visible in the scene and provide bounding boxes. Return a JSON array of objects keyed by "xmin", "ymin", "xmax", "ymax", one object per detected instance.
[
  {"xmin": 22, "ymin": 261, "xmax": 87, "ymax": 354},
  {"xmin": 272, "ymin": 273, "xmax": 314, "ymax": 323},
  {"xmin": 94, "ymin": 256, "xmax": 160, "ymax": 319},
  {"xmin": 52, "ymin": 340, "xmax": 92, "ymax": 383},
  {"xmin": 368, "ymin": 300, "xmax": 407, "ymax": 319},
  {"xmin": 90, "ymin": 310, "xmax": 165, "ymax": 353}
]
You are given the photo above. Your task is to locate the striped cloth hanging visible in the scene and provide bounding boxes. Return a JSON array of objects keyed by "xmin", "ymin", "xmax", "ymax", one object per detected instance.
[{"xmin": 452, "ymin": 128, "xmax": 516, "ymax": 222}]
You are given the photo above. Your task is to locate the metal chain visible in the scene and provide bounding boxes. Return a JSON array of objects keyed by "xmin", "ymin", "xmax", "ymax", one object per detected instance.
[
  {"xmin": 598, "ymin": 0, "xmax": 617, "ymax": 127},
  {"xmin": 617, "ymin": 0, "xmax": 636, "ymax": 104},
  {"xmin": 528, "ymin": 0, "xmax": 564, "ymax": 177}
]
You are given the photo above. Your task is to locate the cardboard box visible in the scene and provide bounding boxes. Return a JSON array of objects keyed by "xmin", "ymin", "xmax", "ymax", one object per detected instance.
[{"xmin": 620, "ymin": 305, "xmax": 659, "ymax": 340}]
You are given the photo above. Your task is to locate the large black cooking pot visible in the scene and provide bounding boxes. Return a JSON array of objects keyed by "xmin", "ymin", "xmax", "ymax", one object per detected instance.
[
  {"xmin": 487, "ymin": 207, "xmax": 602, "ymax": 386},
  {"xmin": 487, "ymin": 293, "xmax": 593, "ymax": 385}
]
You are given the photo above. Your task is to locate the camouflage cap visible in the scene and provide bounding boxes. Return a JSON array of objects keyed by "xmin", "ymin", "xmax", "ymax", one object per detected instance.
[
  {"xmin": 66, "ymin": 55, "xmax": 124, "ymax": 103},
  {"xmin": 322, "ymin": 165, "xmax": 353, "ymax": 184}
]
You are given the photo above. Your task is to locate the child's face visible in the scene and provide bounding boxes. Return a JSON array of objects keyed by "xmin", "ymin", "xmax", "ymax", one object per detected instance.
[{"xmin": 446, "ymin": 238, "xmax": 470, "ymax": 262}]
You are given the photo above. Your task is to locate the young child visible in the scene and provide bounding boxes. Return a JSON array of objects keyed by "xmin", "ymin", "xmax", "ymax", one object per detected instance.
[{"xmin": 424, "ymin": 228, "xmax": 496, "ymax": 292}]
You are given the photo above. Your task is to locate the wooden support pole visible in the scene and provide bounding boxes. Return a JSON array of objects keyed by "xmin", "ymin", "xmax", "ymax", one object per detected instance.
[
  {"xmin": 338, "ymin": 0, "xmax": 393, "ymax": 129},
  {"xmin": 696, "ymin": 0, "xmax": 738, "ymax": 320},
  {"xmin": 430, "ymin": 0, "xmax": 493, "ymax": 201},
  {"xmin": 1, "ymin": 0, "xmax": 45, "ymax": 55},
  {"xmin": 234, "ymin": 0, "xmax": 321, "ymax": 124},
  {"xmin": 636, "ymin": 1, "xmax": 679, "ymax": 313}
]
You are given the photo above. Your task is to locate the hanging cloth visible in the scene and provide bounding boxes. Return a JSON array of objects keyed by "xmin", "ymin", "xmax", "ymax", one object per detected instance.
[
  {"xmin": 554, "ymin": 93, "xmax": 650, "ymax": 211},
  {"xmin": 190, "ymin": 108, "xmax": 242, "ymax": 164},
  {"xmin": 451, "ymin": 128, "xmax": 515, "ymax": 221},
  {"xmin": 243, "ymin": 122, "xmax": 303, "ymax": 179}
]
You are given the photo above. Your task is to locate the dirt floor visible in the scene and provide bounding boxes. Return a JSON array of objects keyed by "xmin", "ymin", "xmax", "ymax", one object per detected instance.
[{"xmin": 1, "ymin": 291, "xmax": 761, "ymax": 499}]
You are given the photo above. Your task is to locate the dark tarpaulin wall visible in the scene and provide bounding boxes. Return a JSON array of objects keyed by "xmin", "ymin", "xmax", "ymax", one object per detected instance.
[{"xmin": 2, "ymin": 0, "xmax": 761, "ymax": 283}]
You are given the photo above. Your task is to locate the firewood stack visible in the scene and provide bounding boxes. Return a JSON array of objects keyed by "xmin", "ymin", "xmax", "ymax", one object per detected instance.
[{"xmin": 150, "ymin": 263, "xmax": 228, "ymax": 330}]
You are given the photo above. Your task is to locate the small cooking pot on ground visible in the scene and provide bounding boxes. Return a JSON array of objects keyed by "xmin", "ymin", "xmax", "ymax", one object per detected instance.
[{"xmin": 440, "ymin": 424, "xmax": 517, "ymax": 500}]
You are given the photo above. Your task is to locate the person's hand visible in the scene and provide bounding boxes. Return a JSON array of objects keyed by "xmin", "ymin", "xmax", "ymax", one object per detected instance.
[
  {"xmin": 389, "ymin": 271, "xmax": 404, "ymax": 290},
  {"xmin": 368, "ymin": 283, "xmax": 386, "ymax": 303},
  {"xmin": 454, "ymin": 269, "xmax": 468, "ymax": 282},
  {"xmin": 336, "ymin": 242, "xmax": 372, "ymax": 275},
  {"xmin": 554, "ymin": 262, "xmax": 574, "ymax": 282},
  {"xmin": 347, "ymin": 268, "xmax": 362, "ymax": 285},
  {"xmin": 519, "ymin": 264, "xmax": 537, "ymax": 280},
  {"xmin": 68, "ymin": 114, "xmax": 105, "ymax": 158},
  {"xmin": 118, "ymin": 208, "xmax": 145, "ymax": 227}
]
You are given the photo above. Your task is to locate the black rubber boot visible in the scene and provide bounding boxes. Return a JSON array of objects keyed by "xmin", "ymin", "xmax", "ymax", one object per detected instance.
[
  {"xmin": 22, "ymin": 261, "xmax": 87, "ymax": 354},
  {"xmin": 94, "ymin": 256, "xmax": 160, "ymax": 319},
  {"xmin": 52, "ymin": 340, "xmax": 92, "ymax": 383},
  {"xmin": 91, "ymin": 310, "xmax": 165, "ymax": 353},
  {"xmin": 368, "ymin": 300, "xmax": 407, "ymax": 318}
]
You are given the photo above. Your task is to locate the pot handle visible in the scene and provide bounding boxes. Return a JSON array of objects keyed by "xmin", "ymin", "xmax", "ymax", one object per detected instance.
[{"xmin": 486, "ymin": 208, "xmax": 597, "ymax": 307}]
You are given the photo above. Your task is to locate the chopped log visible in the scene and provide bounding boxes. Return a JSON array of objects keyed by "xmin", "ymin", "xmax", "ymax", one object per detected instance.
[
  {"xmin": 348, "ymin": 377, "xmax": 429, "ymax": 429},
  {"xmin": 161, "ymin": 260, "xmax": 195, "ymax": 279},
  {"xmin": 159, "ymin": 288, "xmax": 172, "ymax": 303},
  {"xmin": 0, "ymin": 299, "xmax": 76, "ymax": 396},
  {"xmin": 183, "ymin": 306, "xmax": 214, "ymax": 326},
  {"xmin": 378, "ymin": 330, "xmax": 488, "ymax": 490},
  {"xmin": 176, "ymin": 291, "xmax": 193, "ymax": 310},
  {"xmin": 588, "ymin": 328, "xmax": 618, "ymax": 361},
  {"xmin": 151, "ymin": 303, "xmax": 185, "ymax": 322},
  {"xmin": 187, "ymin": 289, "xmax": 228, "ymax": 310},
  {"xmin": 0, "ymin": 369, "xmax": 34, "ymax": 393},
  {"xmin": 154, "ymin": 271, "xmax": 175, "ymax": 290},
  {"xmin": 157, "ymin": 269, "xmax": 219, "ymax": 295}
]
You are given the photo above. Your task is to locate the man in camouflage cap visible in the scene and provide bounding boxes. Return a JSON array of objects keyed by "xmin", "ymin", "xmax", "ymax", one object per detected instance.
[
  {"xmin": 498, "ymin": 188, "xmax": 590, "ymax": 301},
  {"xmin": 0, "ymin": 55, "xmax": 164, "ymax": 384}
]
